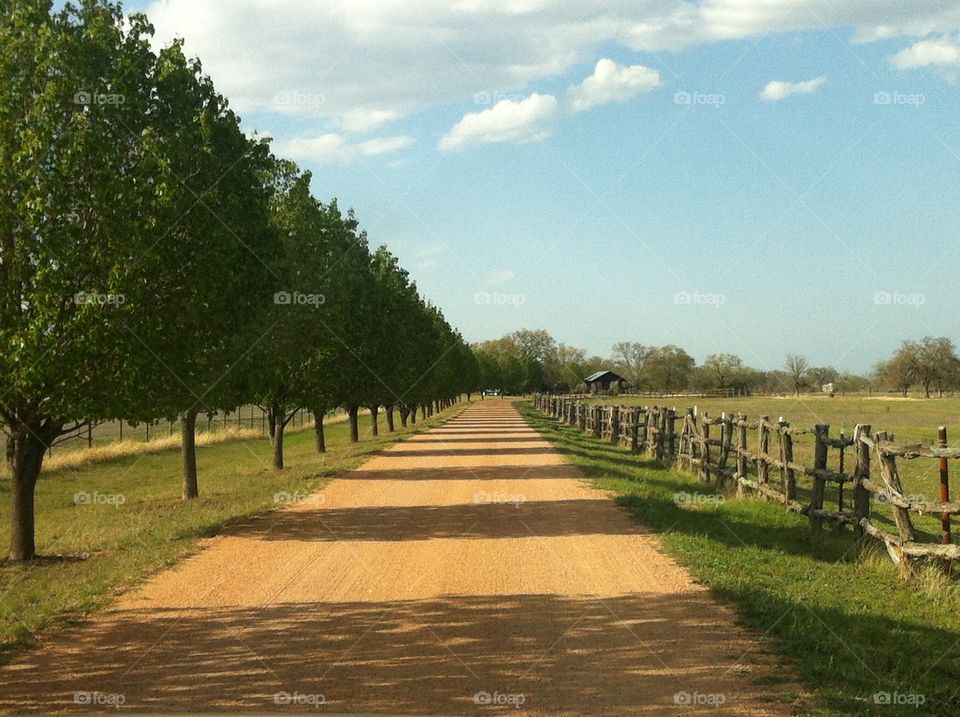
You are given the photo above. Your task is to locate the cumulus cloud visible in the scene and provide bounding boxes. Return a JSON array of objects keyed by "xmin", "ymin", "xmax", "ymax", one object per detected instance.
[
  {"xmin": 760, "ymin": 76, "xmax": 827, "ymax": 101},
  {"xmin": 145, "ymin": 1, "xmax": 960, "ymax": 128},
  {"xmin": 890, "ymin": 37, "xmax": 960, "ymax": 70},
  {"xmin": 566, "ymin": 58, "xmax": 661, "ymax": 113},
  {"xmin": 439, "ymin": 94, "xmax": 560, "ymax": 152},
  {"xmin": 271, "ymin": 134, "xmax": 414, "ymax": 165}
]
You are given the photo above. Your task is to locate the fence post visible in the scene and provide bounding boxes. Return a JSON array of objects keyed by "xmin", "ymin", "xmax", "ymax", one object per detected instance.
[
  {"xmin": 875, "ymin": 431, "xmax": 918, "ymax": 578},
  {"xmin": 701, "ymin": 414, "xmax": 711, "ymax": 483},
  {"xmin": 757, "ymin": 416, "xmax": 770, "ymax": 491},
  {"xmin": 666, "ymin": 408, "xmax": 677, "ymax": 461},
  {"xmin": 717, "ymin": 412, "xmax": 731, "ymax": 486},
  {"xmin": 593, "ymin": 406, "xmax": 602, "ymax": 439},
  {"xmin": 654, "ymin": 408, "xmax": 665, "ymax": 462},
  {"xmin": 610, "ymin": 406, "xmax": 621, "ymax": 445},
  {"xmin": 853, "ymin": 424, "xmax": 871, "ymax": 545},
  {"xmin": 630, "ymin": 408, "xmax": 640, "ymax": 452},
  {"xmin": 736, "ymin": 414, "xmax": 748, "ymax": 497},
  {"xmin": 810, "ymin": 424, "xmax": 829, "ymax": 529},
  {"xmin": 641, "ymin": 408, "xmax": 650, "ymax": 454},
  {"xmin": 939, "ymin": 426, "xmax": 951, "ymax": 545},
  {"xmin": 777, "ymin": 419, "xmax": 795, "ymax": 504}
]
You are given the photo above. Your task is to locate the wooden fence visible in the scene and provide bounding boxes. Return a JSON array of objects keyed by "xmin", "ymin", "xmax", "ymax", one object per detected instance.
[{"xmin": 534, "ymin": 394, "xmax": 960, "ymax": 578}]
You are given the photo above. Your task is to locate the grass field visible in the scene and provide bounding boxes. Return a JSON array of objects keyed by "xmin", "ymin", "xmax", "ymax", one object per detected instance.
[
  {"xmin": 0, "ymin": 402, "xmax": 469, "ymax": 661},
  {"xmin": 520, "ymin": 401, "xmax": 960, "ymax": 716},
  {"xmin": 585, "ymin": 394, "xmax": 960, "ymax": 540}
]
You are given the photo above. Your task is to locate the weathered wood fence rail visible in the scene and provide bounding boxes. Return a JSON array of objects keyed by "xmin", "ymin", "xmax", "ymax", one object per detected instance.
[{"xmin": 534, "ymin": 394, "xmax": 960, "ymax": 578}]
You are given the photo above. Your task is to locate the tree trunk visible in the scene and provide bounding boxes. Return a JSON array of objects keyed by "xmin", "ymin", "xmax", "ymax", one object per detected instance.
[
  {"xmin": 370, "ymin": 404, "xmax": 379, "ymax": 436},
  {"xmin": 385, "ymin": 405, "xmax": 396, "ymax": 432},
  {"xmin": 347, "ymin": 404, "xmax": 360, "ymax": 442},
  {"xmin": 421, "ymin": 405, "xmax": 427, "ymax": 420},
  {"xmin": 399, "ymin": 405, "xmax": 409, "ymax": 427},
  {"xmin": 313, "ymin": 411, "xmax": 326, "ymax": 453},
  {"xmin": 270, "ymin": 403, "xmax": 287, "ymax": 471},
  {"xmin": 180, "ymin": 409, "xmax": 199, "ymax": 500},
  {"xmin": 267, "ymin": 406, "xmax": 277, "ymax": 440},
  {"xmin": 7, "ymin": 418, "xmax": 56, "ymax": 561},
  {"xmin": 409, "ymin": 405, "xmax": 417, "ymax": 425}
]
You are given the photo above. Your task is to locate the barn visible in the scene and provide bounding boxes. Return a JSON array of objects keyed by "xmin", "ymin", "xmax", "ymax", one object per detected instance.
[{"xmin": 583, "ymin": 370, "xmax": 626, "ymax": 395}]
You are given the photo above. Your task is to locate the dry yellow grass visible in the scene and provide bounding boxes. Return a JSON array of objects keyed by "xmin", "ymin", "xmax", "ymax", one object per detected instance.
[
  {"xmin": 42, "ymin": 427, "xmax": 264, "ymax": 473},
  {"xmin": 1, "ymin": 408, "xmax": 372, "ymax": 476}
]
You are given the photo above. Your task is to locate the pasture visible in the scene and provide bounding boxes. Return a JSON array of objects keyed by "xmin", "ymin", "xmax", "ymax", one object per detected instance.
[{"xmin": 586, "ymin": 395, "xmax": 960, "ymax": 533}]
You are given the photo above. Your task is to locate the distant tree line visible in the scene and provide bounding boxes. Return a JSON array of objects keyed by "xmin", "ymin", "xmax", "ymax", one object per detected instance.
[
  {"xmin": 473, "ymin": 330, "xmax": 959, "ymax": 399},
  {"xmin": 0, "ymin": 1, "xmax": 478, "ymax": 561}
]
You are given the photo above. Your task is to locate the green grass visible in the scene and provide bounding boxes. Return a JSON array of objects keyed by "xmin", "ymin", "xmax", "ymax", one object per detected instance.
[
  {"xmin": 585, "ymin": 394, "xmax": 960, "ymax": 541},
  {"xmin": 0, "ymin": 402, "xmax": 469, "ymax": 660},
  {"xmin": 519, "ymin": 401, "xmax": 960, "ymax": 717}
]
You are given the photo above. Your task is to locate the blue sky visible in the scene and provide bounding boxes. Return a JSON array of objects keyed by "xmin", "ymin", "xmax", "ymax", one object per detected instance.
[{"xmin": 129, "ymin": 1, "xmax": 960, "ymax": 372}]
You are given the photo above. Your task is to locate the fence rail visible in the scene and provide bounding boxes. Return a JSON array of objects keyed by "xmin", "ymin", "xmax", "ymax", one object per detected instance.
[{"xmin": 534, "ymin": 394, "xmax": 960, "ymax": 578}]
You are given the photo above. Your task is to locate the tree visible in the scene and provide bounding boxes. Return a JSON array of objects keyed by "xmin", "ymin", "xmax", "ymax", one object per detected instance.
[
  {"xmin": 702, "ymin": 353, "xmax": 744, "ymax": 390},
  {"xmin": 611, "ymin": 342, "xmax": 655, "ymax": 389},
  {"xmin": 877, "ymin": 344, "xmax": 918, "ymax": 397},
  {"xmin": 916, "ymin": 337, "xmax": 959, "ymax": 398},
  {"xmin": 646, "ymin": 346, "xmax": 695, "ymax": 392},
  {"xmin": 251, "ymin": 163, "xmax": 370, "ymax": 464},
  {"xmin": 784, "ymin": 354, "xmax": 809, "ymax": 396},
  {"xmin": 128, "ymin": 40, "xmax": 278, "ymax": 499},
  {"xmin": 0, "ymin": 0, "xmax": 278, "ymax": 558}
]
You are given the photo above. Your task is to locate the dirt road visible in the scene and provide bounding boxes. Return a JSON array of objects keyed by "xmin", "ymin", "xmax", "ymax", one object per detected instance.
[{"xmin": 0, "ymin": 400, "xmax": 797, "ymax": 715}]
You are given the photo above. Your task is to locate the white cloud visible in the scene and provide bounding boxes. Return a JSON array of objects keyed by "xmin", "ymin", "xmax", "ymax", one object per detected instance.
[
  {"xmin": 145, "ymin": 1, "xmax": 960, "ymax": 129},
  {"xmin": 566, "ymin": 58, "xmax": 661, "ymax": 113},
  {"xmin": 760, "ymin": 76, "xmax": 827, "ymax": 101},
  {"xmin": 339, "ymin": 108, "xmax": 407, "ymax": 133},
  {"xmin": 890, "ymin": 37, "xmax": 960, "ymax": 70},
  {"xmin": 488, "ymin": 269, "xmax": 518, "ymax": 285},
  {"xmin": 439, "ymin": 94, "xmax": 560, "ymax": 152},
  {"xmin": 272, "ymin": 134, "xmax": 414, "ymax": 165}
]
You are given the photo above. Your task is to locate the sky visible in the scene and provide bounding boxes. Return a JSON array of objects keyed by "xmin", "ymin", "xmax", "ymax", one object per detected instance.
[{"xmin": 127, "ymin": 1, "xmax": 960, "ymax": 373}]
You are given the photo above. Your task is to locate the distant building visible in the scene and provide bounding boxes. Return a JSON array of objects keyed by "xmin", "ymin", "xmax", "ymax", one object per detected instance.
[{"xmin": 584, "ymin": 370, "xmax": 626, "ymax": 395}]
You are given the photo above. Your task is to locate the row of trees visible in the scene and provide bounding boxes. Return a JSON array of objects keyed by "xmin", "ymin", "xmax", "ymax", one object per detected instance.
[
  {"xmin": 1, "ymin": 1, "xmax": 477, "ymax": 561},
  {"xmin": 473, "ymin": 330, "xmax": 958, "ymax": 398}
]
